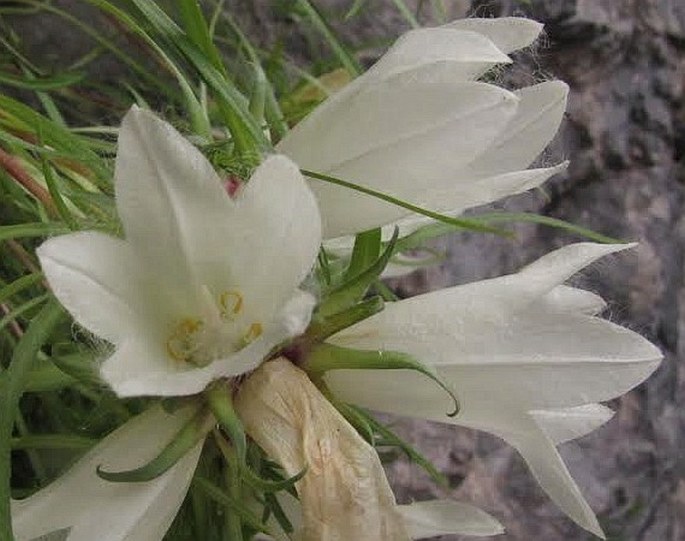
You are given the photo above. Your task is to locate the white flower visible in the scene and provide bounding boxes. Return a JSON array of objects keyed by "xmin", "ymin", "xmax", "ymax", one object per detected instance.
[
  {"xmin": 323, "ymin": 242, "xmax": 662, "ymax": 537},
  {"xmin": 37, "ymin": 106, "xmax": 322, "ymax": 397},
  {"xmin": 277, "ymin": 17, "xmax": 568, "ymax": 240},
  {"xmin": 236, "ymin": 358, "xmax": 504, "ymax": 541},
  {"xmin": 11, "ymin": 405, "xmax": 208, "ymax": 541}
]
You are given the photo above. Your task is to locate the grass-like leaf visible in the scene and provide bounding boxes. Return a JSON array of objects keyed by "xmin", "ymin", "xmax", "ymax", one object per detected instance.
[{"xmin": 0, "ymin": 300, "xmax": 64, "ymax": 541}]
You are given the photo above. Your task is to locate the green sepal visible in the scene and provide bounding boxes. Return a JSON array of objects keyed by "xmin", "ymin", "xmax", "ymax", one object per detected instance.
[
  {"xmin": 334, "ymin": 400, "xmax": 375, "ymax": 445},
  {"xmin": 96, "ymin": 406, "xmax": 210, "ymax": 483},
  {"xmin": 262, "ymin": 492, "xmax": 294, "ymax": 534},
  {"xmin": 344, "ymin": 228, "xmax": 381, "ymax": 281},
  {"xmin": 205, "ymin": 382, "xmax": 246, "ymax": 461},
  {"xmin": 193, "ymin": 477, "xmax": 276, "ymax": 537},
  {"xmin": 305, "ymin": 295, "xmax": 383, "ymax": 342},
  {"xmin": 241, "ymin": 461, "xmax": 308, "ymax": 493},
  {"xmin": 316, "ymin": 227, "xmax": 398, "ymax": 319},
  {"xmin": 213, "ymin": 428, "xmax": 305, "ymax": 493},
  {"xmin": 305, "ymin": 343, "xmax": 460, "ymax": 417}
]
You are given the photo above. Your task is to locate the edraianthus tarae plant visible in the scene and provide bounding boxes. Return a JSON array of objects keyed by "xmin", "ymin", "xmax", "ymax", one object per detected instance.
[{"xmin": 2, "ymin": 9, "xmax": 661, "ymax": 541}]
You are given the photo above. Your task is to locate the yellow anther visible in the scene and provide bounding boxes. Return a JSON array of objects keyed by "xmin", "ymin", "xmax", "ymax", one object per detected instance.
[
  {"xmin": 166, "ymin": 318, "xmax": 204, "ymax": 362},
  {"xmin": 242, "ymin": 322, "xmax": 263, "ymax": 346},
  {"xmin": 219, "ymin": 290, "xmax": 243, "ymax": 319}
]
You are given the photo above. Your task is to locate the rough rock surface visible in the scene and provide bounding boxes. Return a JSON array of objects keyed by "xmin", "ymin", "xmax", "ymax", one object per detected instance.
[{"xmin": 379, "ymin": 2, "xmax": 685, "ymax": 540}]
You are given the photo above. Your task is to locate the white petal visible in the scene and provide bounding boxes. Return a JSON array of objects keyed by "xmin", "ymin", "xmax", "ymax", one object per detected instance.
[
  {"xmin": 280, "ymin": 80, "xmax": 518, "ymax": 238},
  {"xmin": 466, "ymin": 81, "xmax": 569, "ymax": 177},
  {"xmin": 392, "ymin": 162, "xmax": 567, "ymax": 221},
  {"xmin": 326, "ymin": 163, "xmax": 567, "ymax": 259},
  {"xmin": 37, "ymin": 232, "xmax": 140, "ymax": 343},
  {"xmin": 497, "ymin": 420, "xmax": 605, "ymax": 538},
  {"xmin": 398, "ymin": 500, "xmax": 504, "ymax": 539},
  {"xmin": 221, "ymin": 155, "xmax": 321, "ymax": 322},
  {"xmin": 333, "ymin": 243, "xmax": 637, "ymax": 351},
  {"xmin": 366, "ymin": 28, "xmax": 511, "ymax": 82},
  {"xmin": 102, "ymin": 290, "xmax": 315, "ymax": 397},
  {"xmin": 329, "ymin": 312, "xmax": 660, "ymax": 418},
  {"xmin": 115, "ymin": 108, "xmax": 321, "ymax": 325},
  {"xmin": 11, "ymin": 405, "xmax": 204, "ymax": 541},
  {"xmin": 325, "ymin": 243, "xmax": 661, "ymax": 536},
  {"xmin": 114, "ymin": 106, "xmax": 230, "ymax": 304},
  {"xmin": 445, "ymin": 17, "xmax": 544, "ymax": 53},
  {"xmin": 530, "ymin": 404, "xmax": 615, "ymax": 444},
  {"xmin": 536, "ymin": 285, "xmax": 607, "ymax": 316},
  {"xmin": 325, "ymin": 368, "xmax": 615, "ymax": 537}
]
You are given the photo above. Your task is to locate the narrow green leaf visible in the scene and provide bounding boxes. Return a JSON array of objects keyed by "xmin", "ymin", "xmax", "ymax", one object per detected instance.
[
  {"xmin": 345, "ymin": 228, "xmax": 381, "ymax": 280},
  {"xmin": 16, "ymin": 0, "xmax": 178, "ymax": 99},
  {"xmin": 0, "ymin": 94, "xmax": 110, "ymax": 182},
  {"xmin": 205, "ymin": 383, "xmax": 246, "ymax": 460},
  {"xmin": 302, "ymin": 169, "xmax": 513, "ymax": 237},
  {"xmin": 0, "ymin": 294, "xmax": 50, "ymax": 332},
  {"xmin": 0, "ymin": 70, "xmax": 84, "ymax": 90},
  {"xmin": 317, "ymin": 247, "xmax": 332, "ymax": 286},
  {"xmin": 344, "ymin": 0, "xmax": 367, "ymax": 20},
  {"xmin": 317, "ymin": 228, "xmax": 398, "ymax": 318},
  {"xmin": 193, "ymin": 476, "xmax": 275, "ymax": 536},
  {"xmin": 41, "ymin": 157, "xmax": 79, "ymax": 230},
  {"xmin": 0, "ymin": 273, "xmax": 43, "ymax": 305},
  {"xmin": 296, "ymin": 0, "xmax": 361, "ymax": 76},
  {"xmin": 84, "ymin": 0, "xmax": 211, "ymax": 138},
  {"xmin": 334, "ymin": 400, "xmax": 374, "ymax": 444},
  {"xmin": 305, "ymin": 295, "xmax": 383, "ymax": 342},
  {"xmin": 248, "ymin": 65, "xmax": 268, "ymax": 124},
  {"xmin": 11, "ymin": 434, "xmax": 96, "ymax": 450},
  {"xmin": 125, "ymin": 0, "xmax": 268, "ymax": 151},
  {"xmin": 51, "ymin": 352, "xmax": 101, "ymax": 387},
  {"xmin": 241, "ymin": 463, "xmax": 307, "ymax": 493},
  {"xmin": 306, "ymin": 343, "xmax": 459, "ymax": 417},
  {"xmin": 177, "ymin": 0, "xmax": 227, "ymax": 77},
  {"xmin": 96, "ymin": 406, "xmax": 210, "ymax": 483},
  {"xmin": 24, "ymin": 361, "xmax": 77, "ymax": 392},
  {"xmin": 392, "ymin": 221, "xmax": 456, "ymax": 253},
  {"xmin": 356, "ymin": 405, "xmax": 448, "ymax": 487},
  {"xmin": 214, "ymin": 431, "xmax": 306, "ymax": 493},
  {"xmin": 390, "ymin": 0, "xmax": 421, "ymax": 28},
  {"xmin": 477, "ymin": 211, "xmax": 624, "ymax": 244},
  {"xmin": 0, "ymin": 300, "xmax": 64, "ymax": 541},
  {"xmin": 263, "ymin": 492, "xmax": 294, "ymax": 534},
  {"xmin": 219, "ymin": 11, "xmax": 288, "ymax": 140},
  {"xmin": 0, "ymin": 222, "xmax": 69, "ymax": 242}
]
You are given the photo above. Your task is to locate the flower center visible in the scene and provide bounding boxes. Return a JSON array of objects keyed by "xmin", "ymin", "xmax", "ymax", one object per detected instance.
[{"xmin": 165, "ymin": 288, "xmax": 263, "ymax": 367}]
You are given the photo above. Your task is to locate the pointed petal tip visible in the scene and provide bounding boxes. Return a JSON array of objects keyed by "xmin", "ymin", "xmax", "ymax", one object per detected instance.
[
  {"xmin": 398, "ymin": 499, "xmax": 505, "ymax": 538},
  {"xmin": 121, "ymin": 103, "xmax": 145, "ymax": 125},
  {"xmin": 588, "ymin": 517, "xmax": 606, "ymax": 539},
  {"xmin": 529, "ymin": 79, "xmax": 570, "ymax": 99},
  {"xmin": 446, "ymin": 17, "xmax": 545, "ymax": 53}
]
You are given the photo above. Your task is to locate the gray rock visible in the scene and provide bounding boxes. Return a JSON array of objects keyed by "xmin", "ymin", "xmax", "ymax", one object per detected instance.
[{"xmin": 384, "ymin": 1, "xmax": 685, "ymax": 539}]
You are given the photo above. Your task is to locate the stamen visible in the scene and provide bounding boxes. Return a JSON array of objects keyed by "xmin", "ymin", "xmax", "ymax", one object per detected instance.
[
  {"xmin": 241, "ymin": 322, "xmax": 263, "ymax": 347},
  {"xmin": 166, "ymin": 318, "xmax": 204, "ymax": 362},
  {"xmin": 219, "ymin": 290, "xmax": 243, "ymax": 319}
]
